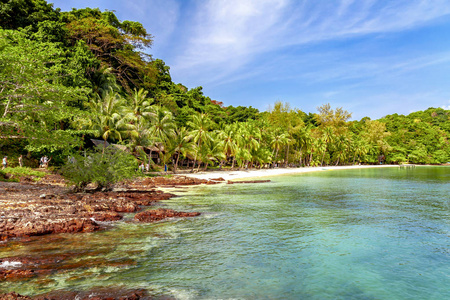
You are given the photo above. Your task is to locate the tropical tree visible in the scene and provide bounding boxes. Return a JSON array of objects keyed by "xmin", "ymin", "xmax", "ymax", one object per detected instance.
[
  {"xmin": 148, "ymin": 106, "xmax": 176, "ymax": 164},
  {"xmin": 169, "ymin": 127, "xmax": 194, "ymax": 173},
  {"xmin": 125, "ymin": 88, "xmax": 153, "ymax": 121},
  {"xmin": 85, "ymin": 91, "xmax": 133, "ymax": 147},
  {"xmin": 0, "ymin": 28, "xmax": 88, "ymax": 153},
  {"xmin": 187, "ymin": 113, "xmax": 213, "ymax": 171},
  {"xmin": 270, "ymin": 131, "xmax": 289, "ymax": 167},
  {"xmin": 218, "ymin": 123, "xmax": 240, "ymax": 169},
  {"xmin": 196, "ymin": 132, "xmax": 225, "ymax": 171}
]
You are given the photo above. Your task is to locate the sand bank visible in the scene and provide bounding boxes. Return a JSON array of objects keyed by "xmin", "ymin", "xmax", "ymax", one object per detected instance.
[{"xmin": 184, "ymin": 165, "xmax": 398, "ymax": 181}]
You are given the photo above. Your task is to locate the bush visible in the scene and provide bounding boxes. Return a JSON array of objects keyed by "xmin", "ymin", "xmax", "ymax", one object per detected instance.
[
  {"xmin": 61, "ymin": 146, "xmax": 138, "ymax": 192},
  {"xmin": 0, "ymin": 167, "xmax": 46, "ymax": 182}
]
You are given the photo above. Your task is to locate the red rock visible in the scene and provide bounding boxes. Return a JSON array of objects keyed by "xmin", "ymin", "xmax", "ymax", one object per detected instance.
[
  {"xmin": 134, "ymin": 208, "xmax": 200, "ymax": 223},
  {"xmin": 0, "ymin": 292, "xmax": 32, "ymax": 300},
  {"xmin": 227, "ymin": 180, "xmax": 271, "ymax": 184}
]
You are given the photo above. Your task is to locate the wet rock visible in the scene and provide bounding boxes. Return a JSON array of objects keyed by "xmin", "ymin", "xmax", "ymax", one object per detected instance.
[
  {"xmin": 0, "ymin": 217, "xmax": 100, "ymax": 241},
  {"xmin": 134, "ymin": 208, "xmax": 201, "ymax": 223},
  {"xmin": 0, "ymin": 288, "xmax": 158, "ymax": 299},
  {"xmin": 138, "ymin": 175, "xmax": 221, "ymax": 187},
  {"xmin": 0, "ymin": 175, "xmax": 198, "ymax": 242},
  {"xmin": 0, "ymin": 292, "xmax": 32, "ymax": 300},
  {"xmin": 88, "ymin": 212, "xmax": 123, "ymax": 222},
  {"xmin": 227, "ymin": 180, "xmax": 271, "ymax": 184}
]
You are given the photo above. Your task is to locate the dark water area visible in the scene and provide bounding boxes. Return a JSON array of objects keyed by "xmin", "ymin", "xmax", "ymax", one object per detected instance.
[{"xmin": 0, "ymin": 166, "xmax": 449, "ymax": 299}]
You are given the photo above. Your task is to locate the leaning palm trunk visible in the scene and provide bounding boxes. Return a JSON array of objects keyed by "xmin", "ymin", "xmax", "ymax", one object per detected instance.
[
  {"xmin": 299, "ymin": 148, "xmax": 303, "ymax": 166},
  {"xmin": 173, "ymin": 153, "xmax": 180, "ymax": 174},
  {"xmin": 285, "ymin": 144, "xmax": 290, "ymax": 167},
  {"xmin": 148, "ymin": 149, "xmax": 154, "ymax": 170},
  {"xmin": 272, "ymin": 149, "xmax": 279, "ymax": 168},
  {"xmin": 191, "ymin": 158, "xmax": 197, "ymax": 172},
  {"xmin": 321, "ymin": 151, "xmax": 326, "ymax": 167}
]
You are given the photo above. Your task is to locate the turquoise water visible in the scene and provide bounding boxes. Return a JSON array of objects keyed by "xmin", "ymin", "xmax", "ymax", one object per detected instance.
[{"xmin": 1, "ymin": 166, "xmax": 449, "ymax": 299}]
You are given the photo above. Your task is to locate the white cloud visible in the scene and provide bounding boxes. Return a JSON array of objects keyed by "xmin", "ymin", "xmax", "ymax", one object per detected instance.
[{"xmin": 170, "ymin": 0, "xmax": 450, "ymax": 86}]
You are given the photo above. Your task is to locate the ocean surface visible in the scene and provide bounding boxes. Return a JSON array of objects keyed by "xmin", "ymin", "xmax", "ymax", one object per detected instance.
[{"xmin": 1, "ymin": 166, "xmax": 449, "ymax": 299}]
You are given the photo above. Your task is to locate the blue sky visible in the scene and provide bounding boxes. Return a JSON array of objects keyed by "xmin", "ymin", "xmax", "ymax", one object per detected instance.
[{"xmin": 49, "ymin": 0, "xmax": 450, "ymax": 120}]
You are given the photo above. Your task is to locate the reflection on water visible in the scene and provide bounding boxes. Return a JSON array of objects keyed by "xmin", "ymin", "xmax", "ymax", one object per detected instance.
[{"xmin": 0, "ymin": 166, "xmax": 449, "ymax": 299}]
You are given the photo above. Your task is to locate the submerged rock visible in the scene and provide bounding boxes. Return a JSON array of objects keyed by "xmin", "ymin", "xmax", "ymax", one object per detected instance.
[
  {"xmin": 0, "ymin": 218, "xmax": 100, "ymax": 241},
  {"xmin": 134, "ymin": 208, "xmax": 201, "ymax": 223},
  {"xmin": 227, "ymin": 180, "xmax": 271, "ymax": 184},
  {"xmin": 0, "ymin": 288, "xmax": 158, "ymax": 299},
  {"xmin": 137, "ymin": 175, "xmax": 222, "ymax": 187},
  {"xmin": 0, "ymin": 182, "xmax": 176, "ymax": 241}
]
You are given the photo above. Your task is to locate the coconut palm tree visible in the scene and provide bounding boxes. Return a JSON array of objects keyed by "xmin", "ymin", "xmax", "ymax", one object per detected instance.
[
  {"xmin": 320, "ymin": 126, "xmax": 334, "ymax": 166},
  {"xmin": 125, "ymin": 88, "xmax": 154, "ymax": 121},
  {"xmin": 239, "ymin": 121, "xmax": 261, "ymax": 168},
  {"xmin": 270, "ymin": 131, "xmax": 289, "ymax": 167},
  {"xmin": 169, "ymin": 127, "xmax": 195, "ymax": 173},
  {"xmin": 148, "ymin": 106, "xmax": 176, "ymax": 164},
  {"xmin": 187, "ymin": 113, "xmax": 213, "ymax": 171},
  {"xmin": 87, "ymin": 91, "xmax": 132, "ymax": 151},
  {"xmin": 218, "ymin": 123, "xmax": 239, "ymax": 169}
]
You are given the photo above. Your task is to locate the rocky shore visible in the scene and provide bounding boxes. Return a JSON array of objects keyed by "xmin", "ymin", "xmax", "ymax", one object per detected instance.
[
  {"xmin": 0, "ymin": 175, "xmax": 224, "ymax": 242},
  {"xmin": 0, "ymin": 173, "xmax": 224, "ymax": 298}
]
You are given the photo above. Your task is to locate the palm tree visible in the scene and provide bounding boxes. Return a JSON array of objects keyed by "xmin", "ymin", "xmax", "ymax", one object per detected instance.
[
  {"xmin": 125, "ymin": 88, "xmax": 154, "ymax": 121},
  {"xmin": 270, "ymin": 131, "xmax": 289, "ymax": 167},
  {"xmin": 87, "ymin": 91, "xmax": 132, "ymax": 151},
  {"xmin": 187, "ymin": 113, "xmax": 213, "ymax": 171},
  {"xmin": 218, "ymin": 123, "xmax": 239, "ymax": 169},
  {"xmin": 148, "ymin": 106, "xmax": 176, "ymax": 164},
  {"xmin": 320, "ymin": 126, "xmax": 334, "ymax": 166},
  {"xmin": 169, "ymin": 127, "xmax": 194, "ymax": 173},
  {"xmin": 352, "ymin": 136, "xmax": 368, "ymax": 164},
  {"xmin": 333, "ymin": 134, "xmax": 350, "ymax": 165},
  {"xmin": 196, "ymin": 132, "xmax": 225, "ymax": 171},
  {"xmin": 91, "ymin": 67, "xmax": 120, "ymax": 97},
  {"xmin": 239, "ymin": 122, "xmax": 261, "ymax": 168},
  {"xmin": 316, "ymin": 137, "xmax": 327, "ymax": 166}
]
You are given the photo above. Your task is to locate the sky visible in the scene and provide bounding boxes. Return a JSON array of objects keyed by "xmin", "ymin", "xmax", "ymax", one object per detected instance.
[{"xmin": 48, "ymin": 0, "xmax": 450, "ymax": 120}]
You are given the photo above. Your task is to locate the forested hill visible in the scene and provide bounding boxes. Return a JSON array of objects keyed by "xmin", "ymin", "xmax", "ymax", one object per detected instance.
[{"xmin": 1, "ymin": 0, "xmax": 449, "ymax": 167}]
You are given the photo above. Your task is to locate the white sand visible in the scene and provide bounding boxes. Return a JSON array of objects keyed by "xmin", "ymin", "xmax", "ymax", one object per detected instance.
[{"xmin": 184, "ymin": 165, "xmax": 398, "ymax": 181}]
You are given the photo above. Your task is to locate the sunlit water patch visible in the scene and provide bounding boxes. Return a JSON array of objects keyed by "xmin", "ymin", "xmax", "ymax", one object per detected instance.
[{"xmin": 0, "ymin": 166, "xmax": 448, "ymax": 299}]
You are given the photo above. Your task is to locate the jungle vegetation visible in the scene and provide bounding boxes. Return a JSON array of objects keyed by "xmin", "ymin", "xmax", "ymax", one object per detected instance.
[{"xmin": 1, "ymin": 0, "xmax": 449, "ymax": 173}]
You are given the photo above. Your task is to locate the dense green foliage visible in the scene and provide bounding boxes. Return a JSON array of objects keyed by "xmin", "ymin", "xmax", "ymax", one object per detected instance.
[
  {"xmin": 1, "ymin": 0, "xmax": 449, "ymax": 173},
  {"xmin": 61, "ymin": 146, "xmax": 137, "ymax": 191}
]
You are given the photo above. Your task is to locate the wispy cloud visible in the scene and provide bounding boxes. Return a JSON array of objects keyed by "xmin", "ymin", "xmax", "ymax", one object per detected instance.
[
  {"xmin": 171, "ymin": 0, "xmax": 450, "ymax": 86},
  {"xmin": 442, "ymin": 100, "xmax": 450, "ymax": 110}
]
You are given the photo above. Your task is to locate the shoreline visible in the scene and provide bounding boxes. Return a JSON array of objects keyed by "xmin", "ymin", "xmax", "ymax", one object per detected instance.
[{"xmin": 183, "ymin": 164, "xmax": 400, "ymax": 181}]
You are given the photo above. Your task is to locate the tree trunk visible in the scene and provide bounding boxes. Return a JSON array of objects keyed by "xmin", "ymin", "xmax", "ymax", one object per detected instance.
[
  {"xmin": 2, "ymin": 96, "xmax": 11, "ymax": 118},
  {"xmin": 191, "ymin": 158, "xmax": 197, "ymax": 172},
  {"xmin": 272, "ymin": 149, "xmax": 279, "ymax": 168},
  {"xmin": 299, "ymin": 148, "xmax": 303, "ymax": 166},
  {"xmin": 173, "ymin": 153, "xmax": 180, "ymax": 174},
  {"xmin": 148, "ymin": 149, "xmax": 153, "ymax": 170},
  {"xmin": 285, "ymin": 144, "xmax": 289, "ymax": 167}
]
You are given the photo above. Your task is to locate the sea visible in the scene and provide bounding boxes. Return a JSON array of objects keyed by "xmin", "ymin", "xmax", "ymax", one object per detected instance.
[{"xmin": 0, "ymin": 166, "xmax": 449, "ymax": 299}]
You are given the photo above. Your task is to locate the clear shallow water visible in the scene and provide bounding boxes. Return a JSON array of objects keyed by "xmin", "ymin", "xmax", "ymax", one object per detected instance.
[{"xmin": 1, "ymin": 166, "xmax": 449, "ymax": 299}]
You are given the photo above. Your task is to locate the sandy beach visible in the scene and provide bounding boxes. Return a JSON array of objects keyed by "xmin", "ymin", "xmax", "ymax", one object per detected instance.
[{"xmin": 184, "ymin": 164, "xmax": 399, "ymax": 181}]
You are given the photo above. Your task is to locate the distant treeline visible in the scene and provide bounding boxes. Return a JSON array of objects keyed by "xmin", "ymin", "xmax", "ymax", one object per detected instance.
[{"xmin": 1, "ymin": 0, "xmax": 449, "ymax": 169}]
